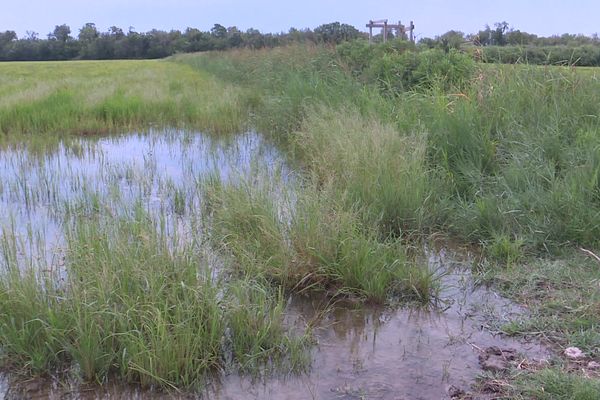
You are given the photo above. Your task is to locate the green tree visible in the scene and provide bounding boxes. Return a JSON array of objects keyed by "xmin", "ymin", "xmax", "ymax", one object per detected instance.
[
  {"xmin": 49, "ymin": 24, "xmax": 71, "ymax": 42},
  {"xmin": 210, "ymin": 24, "xmax": 227, "ymax": 39},
  {"xmin": 78, "ymin": 23, "xmax": 99, "ymax": 42},
  {"xmin": 438, "ymin": 30, "xmax": 465, "ymax": 51},
  {"xmin": 314, "ymin": 22, "xmax": 361, "ymax": 44},
  {"xmin": 492, "ymin": 21, "xmax": 509, "ymax": 46}
]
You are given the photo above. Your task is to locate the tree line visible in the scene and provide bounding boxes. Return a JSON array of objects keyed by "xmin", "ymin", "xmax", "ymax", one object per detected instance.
[
  {"xmin": 0, "ymin": 22, "xmax": 361, "ymax": 61},
  {"xmin": 2, "ymin": 20, "xmax": 600, "ymax": 66}
]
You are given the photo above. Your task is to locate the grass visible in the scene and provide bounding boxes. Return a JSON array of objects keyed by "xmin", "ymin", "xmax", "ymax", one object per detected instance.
[
  {"xmin": 0, "ymin": 59, "xmax": 251, "ymax": 147},
  {"xmin": 204, "ymin": 176, "xmax": 434, "ymax": 303},
  {"xmin": 1, "ymin": 43, "xmax": 600, "ymax": 394},
  {"xmin": 175, "ymin": 47, "xmax": 600, "ymax": 254},
  {"xmin": 485, "ymin": 252, "xmax": 600, "ymax": 357},
  {"xmin": 0, "ymin": 208, "xmax": 308, "ymax": 389},
  {"xmin": 512, "ymin": 368, "xmax": 600, "ymax": 399},
  {"xmin": 174, "ymin": 45, "xmax": 600, "ymax": 395},
  {"xmin": 472, "ymin": 251, "xmax": 600, "ymax": 399}
]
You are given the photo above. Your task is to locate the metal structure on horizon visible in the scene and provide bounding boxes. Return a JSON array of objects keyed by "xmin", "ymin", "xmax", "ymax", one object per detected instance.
[{"xmin": 366, "ymin": 19, "xmax": 415, "ymax": 43}]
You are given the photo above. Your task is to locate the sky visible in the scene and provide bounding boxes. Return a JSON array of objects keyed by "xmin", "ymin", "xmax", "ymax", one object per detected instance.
[{"xmin": 2, "ymin": 0, "xmax": 599, "ymax": 40}]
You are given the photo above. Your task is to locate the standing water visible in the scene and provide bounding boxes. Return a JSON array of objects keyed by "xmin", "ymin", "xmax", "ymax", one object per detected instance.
[{"xmin": 0, "ymin": 131, "xmax": 546, "ymax": 399}]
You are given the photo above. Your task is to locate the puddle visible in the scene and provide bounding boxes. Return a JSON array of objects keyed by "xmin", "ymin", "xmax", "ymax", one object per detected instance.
[
  {"xmin": 0, "ymin": 131, "xmax": 547, "ymax": 399},
  {"xmin": 206, "ymin": 247, "xmax": 547, "ymax": 400}
]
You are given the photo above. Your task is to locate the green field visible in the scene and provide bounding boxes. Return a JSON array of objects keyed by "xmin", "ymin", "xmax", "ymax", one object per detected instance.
[
  {"xmin": 1, "ymin": 45, "xmax": 600, "ymax": 397},
  {"xmin": 0, "ymin": 59, "xmax": 249, "ymax": 144}
]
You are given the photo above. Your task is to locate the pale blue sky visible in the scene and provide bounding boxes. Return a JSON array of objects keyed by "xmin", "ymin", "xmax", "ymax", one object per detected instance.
[{"xmin": 2, "ymin": 0, "xmax": 598, "ymax": 39}]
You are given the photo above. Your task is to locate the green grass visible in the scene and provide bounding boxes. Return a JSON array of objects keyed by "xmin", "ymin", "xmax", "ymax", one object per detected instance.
[
  {"xmin": 510, "ymin": 368, "xmax": 600, "ymax": 399},
  {"xmin": 204, "ymin": 176, "xmax": 434, "ymax": 303},
  {"xmin": 175, "ymin": 47, "xmax": 600, "ymax": 254},
  {"xmin": 2, "ymin": 44, "xmax": 600, "ymax": 394},
  {"xmin": 174, "ymin": 46, "xmax": 600, "ymax": 395},
  {"xmin": 486, "ymin": 253, "xmax": 600, "ymax": 357},
  {"xmin": 0, "ymin": 208, "xmax": 308, "ymax": 389},
  {"xmin": 0, "ymin": 59, "xmax": 250, "ymax": 145}
]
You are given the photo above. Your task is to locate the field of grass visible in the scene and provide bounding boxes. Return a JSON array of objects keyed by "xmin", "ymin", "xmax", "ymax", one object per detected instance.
[
  {"xmin": 0, "ymin": 43, "xmax": 600, "ymax": 396},
  {"xmin": 0, "ymin": 52, "xmax": 432, "ymax": 390},
  {"xmin": 0, "ymin": 59, "xmax": 250, "ymax": 147},
  {"xmin": 175, "ymin": 46, "xmax": 600, "ymax": 254}
]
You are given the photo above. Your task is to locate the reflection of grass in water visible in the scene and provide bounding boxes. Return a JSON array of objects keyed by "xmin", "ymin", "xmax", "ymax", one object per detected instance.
[{"xmin": 0, "ymin": 208, "xmax": 309, "ymax": 389}]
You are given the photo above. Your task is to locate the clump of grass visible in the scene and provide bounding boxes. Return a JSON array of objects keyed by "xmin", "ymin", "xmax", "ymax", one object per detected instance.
[
  {"xmin": 204, "ymin": 177, "xmax": 435, "ymax": 303},
  {"xmin": 484, "ymin": 234, "xmax": 525, "ymax": 265},
  {"xmin": 292, "ymin": 106, "xmax": 432, "ymax": 235},
  {"xmin": 0, "ymin": 207, "xmax": 307, "ymax": 389},
  {"xmin": 226, "ymin": 280, "xmax": 310, "ymax": 373}
]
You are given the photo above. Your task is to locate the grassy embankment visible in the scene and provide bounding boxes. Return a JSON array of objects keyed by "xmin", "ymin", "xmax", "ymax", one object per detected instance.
[{"xmin": 175, "ymin": 44, "xmax": 600, "ymax": 398}]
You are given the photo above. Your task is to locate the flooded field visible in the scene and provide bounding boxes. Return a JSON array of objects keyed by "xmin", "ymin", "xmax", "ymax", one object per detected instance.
[{"xmin": 0, "ymin": 131, "xmax": 547, "ymax": 399}]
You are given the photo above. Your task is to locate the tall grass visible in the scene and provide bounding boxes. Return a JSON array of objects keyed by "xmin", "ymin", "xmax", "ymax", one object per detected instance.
[
  {"xmin": 204, "ymin": 177, "xmax": 435, "ymax": 303},
  {"xmin": 176, "ymin": 45, "xmax": 600, "ymax": 256}
]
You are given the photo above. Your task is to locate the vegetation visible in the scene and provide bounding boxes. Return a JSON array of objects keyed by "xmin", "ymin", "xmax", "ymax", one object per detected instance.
[
  {"xmin": 481, "ymin": 44, "xmax": 600, "ymax": 66},
  {"xmin": 0, "ymin": 208, "xmax": 309, "ymax": 388},
  {"xmin": 0, "ymin": 59, "xmax": 249, "ymax": 142},
  {"xmin": 420, "ymin": 22, "xmax": 600, "ymax": 67},
  {"xmin": 512, "ymin": 368, "xmax": 600, "ymax": 400},
  {"xmin": 489, "ymin": 253, "xmax": 600, "ymax": 358},
  {"xmin": 205, "ymin": 177, "xmax": 434, "ymax": 303},
  {"xmin": 1, "ymin": 31, "xmax": 600, "ymax": 394},
  {"xmin": 3, "ymin": 19, "xmax": 600, "ymax": 68},
  {"xmin": 175, "ymin": 43, "xmax": 600, "ymax": 255},
  {"xmin": 0, "ymin": 21, "xmax": 361, "ymax": 61},
  {"xmin": 175, "ymin": 45, "xmax": 600, "ymax": 395}
]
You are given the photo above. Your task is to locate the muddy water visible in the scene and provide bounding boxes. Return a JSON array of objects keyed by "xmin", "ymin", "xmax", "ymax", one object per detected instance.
[{"xmin": 0, "ymin": 131, "xmax": 547, "ymax": 399}]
